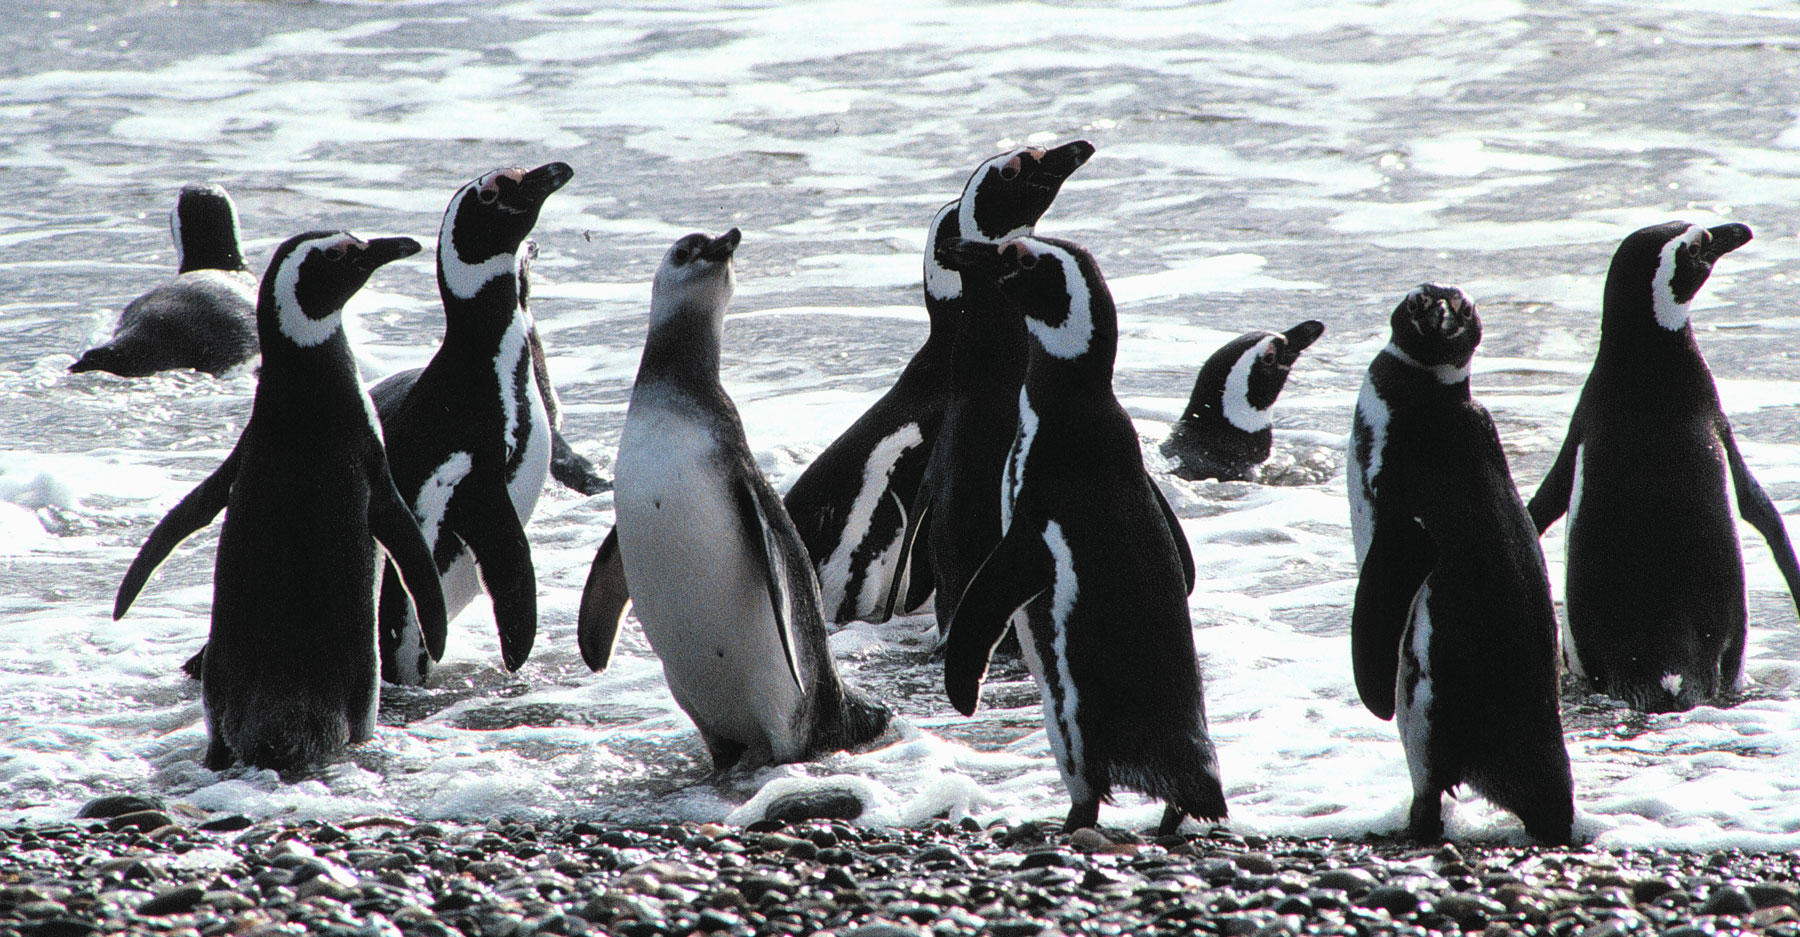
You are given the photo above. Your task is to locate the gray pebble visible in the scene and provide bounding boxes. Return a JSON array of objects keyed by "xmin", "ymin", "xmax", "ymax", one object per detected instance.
[
  {"xmin": 135, "ymin": 883, "xmax": 205, "ymax": 916},
  {"xmin": 1701, "ymin": 885, "xmax": 1755, "ymax": 916}
]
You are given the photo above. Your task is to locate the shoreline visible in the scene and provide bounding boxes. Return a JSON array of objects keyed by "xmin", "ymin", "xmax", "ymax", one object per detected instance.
[{"xmin": 7, "ymin": 801, "xmax": 1800, "ymax": 936}]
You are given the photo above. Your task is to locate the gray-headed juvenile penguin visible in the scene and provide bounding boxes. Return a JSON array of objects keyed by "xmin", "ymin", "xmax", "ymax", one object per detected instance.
[
  {"xmin": 899, "ymin": 140, "xmax": 1095, "ymax": 636},
  {"xmin": 369, "ymin": 163, "xmax": 572, "ymax": 684},
  {"xmin": 1528, "ymin": 221, "xmax": 1800, "ymax": 713},
  {"xmin": 1161, "ymin": 320, "xmax": 1325, "ymax": 482},
  {"xmin": 578, "ymin": 229, "xmax": 890, "ymax": 770},
  {"xmin": 1349, "ymin": 285, "xmax": 1573, "ymax": 844},
  {"xmin": 71, "ymin": 184, "xmax": 258, "ymax": 377},
  {"xmin": 936, "ymin": 234, "xmax": 1219, "ymax": 834},
  {"xmin": 113, "ymin": 230, "xmax": 446, "ymax": 772}
]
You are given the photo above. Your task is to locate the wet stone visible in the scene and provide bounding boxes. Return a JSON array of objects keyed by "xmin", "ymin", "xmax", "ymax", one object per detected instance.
[
  {"xmin": 76, "ymin": 794, "xmax": 165, "ymax": 819},
  {"xmin": 1359, "ymin": 884, "xmax": 1423, "ymax": 916},
  {"xmin": 1437, "ymin": 892, "xmax": 1506, "ymax": 928},
  {"xmin": 136, "ymin": 884, "xmax": 205, "ymax": 916},
  {"xmin": 1701, "ymin": 886, "xmax": 1755, "ymax": 917},
  {"xmin": 106, "ymin": 810, "xmax": 173, "ymax": 832}
]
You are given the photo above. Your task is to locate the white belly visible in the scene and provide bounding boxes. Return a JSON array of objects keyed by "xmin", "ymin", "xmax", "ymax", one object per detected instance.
[{"xmin": 615, "ymin": 398, "xmax": 804, "ymax": 757}]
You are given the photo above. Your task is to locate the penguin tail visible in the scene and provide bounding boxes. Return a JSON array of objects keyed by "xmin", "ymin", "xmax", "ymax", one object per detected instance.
[
  {"xmin": 811, "ymin": 683, "xmax": 892, "ymax": 756},
  {"xmin": 227, "ymin": 702, "xmax": 350, "ymax": 773}
]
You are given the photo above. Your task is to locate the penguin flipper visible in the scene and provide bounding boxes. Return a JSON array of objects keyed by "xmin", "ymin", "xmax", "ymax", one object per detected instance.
[
  {"xmin": 735, "ymin": 474, "xmax": 806, "ymax": 693},
  {"xmin": 1151, "ymin": 481, "xmax": 1197, "ymax": 595},
  {"xmin": 550, "ymin": 429, "xmax": 610, "ymax": 496},
  {"xmin": 114, "ymin": 447, "xmax": 241, "ymax": 620},
  {"xmin": 884, "ymin": 482, "xmax": 936, "ymax": 621},
  {"xmin": 577, "ymin": 527, "xmax": 630, "ymax": 672},
  {"xmin": 1351, "ymin": 516, "xmax": 1435, "ymax": 721},
  {"xmin": 1528, "ymin": 415, "xmax": 1584, "ymax": 534},
  {"xmin": 944, "ymin": 526, "xmax": 1050, "ymax": 717},
  {"xmin": 1720, "ymin": 421, "xmax": 1800, "ymax": 610},
  {"xmin": 367, "ymin": 464, "xmax": 449, "ymax": 660},
  {"xmin": 454, "ymin": 486, "xmax": 538, "ymax": 672}
]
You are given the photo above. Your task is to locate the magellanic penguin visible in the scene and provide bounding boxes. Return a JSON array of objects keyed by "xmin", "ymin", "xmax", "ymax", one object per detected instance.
[
  {"xmin": 369, "ymin": 162, "xmax": 572, "ymax": 685},
  {"xmin": 71, "ymin": 184, "xmax": 258, "ymax": 377},
  {"xmin": 1349, "ymin": 284, "xmax": 1573, "ymax": 844},
  {"xmin": 578, "ymin": 229, "xmax": 890, "ymax": 771},
  {"xmin": 1529, "ymin": 221, "xmax": 1800, "ymax": 713},
  {"xmin": 113, "ymin": 231, "xmax": 446, "ymax": 772},
  {"xmin": 1161, "ymin": 320, "xmax": 1325, "ymax": 481},
  {"xmin": 936, "ymin": 234, "xmax": 1218, "ymax": 834},
  {"xmin": 897, "ymin": 140, "xmax": 1095, "ymax": 636}
]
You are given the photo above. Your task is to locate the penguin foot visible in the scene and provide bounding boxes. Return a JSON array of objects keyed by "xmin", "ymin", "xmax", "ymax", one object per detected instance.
[
  {"xmin": 1062, "ymin": 799, "xmax": 1101, "ymax": 834},
  {"xmin": 1407, "ymin": 791, "xmax": 1444, "ymax": 842},
  {"xmin": 1156, "ymin": 804, "xmax": 1186, "ymax": 837},
  {"xmin": 182, "ymin": 645, "xmax": 206, "ymax": 681}
]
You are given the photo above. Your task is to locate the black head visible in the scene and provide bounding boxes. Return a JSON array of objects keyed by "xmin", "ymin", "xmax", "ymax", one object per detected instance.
[
  {"xmin": 940, "ymin": 234, "xmax": 1114, "ymax": 365},
  {"xmin": 1193, "ymin": 319, "xmax": 1326, "ymax": 431},
  {"xmin": 440, "ymin": 162, "xmax": 573, "ymax": 298},
  {"xmin": 651, "ymin": 228, "xmax": 740, "ymax": 325},
  {"xmin": 958, "ymin": 140, "xmax": 1095, "ymax": 241},
  {"xmin": 172, "ymin": 183, "xmax": 246, "ymax": 273},
  {"xmin": 1387, "ymin": 284, "xmax": 1480, "ymax": 379},
  {"xmin": 261, "ymin": 231, "xmax": 421, "ymax": 348},
  {"xmin": 1604, "ymin": 220, "xmax": 1752, "ymax": 332}
]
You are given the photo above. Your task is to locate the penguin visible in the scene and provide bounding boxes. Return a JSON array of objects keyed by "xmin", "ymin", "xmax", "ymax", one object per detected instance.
[
  {"xmin": 935, "ymin": 234, "xmax": 1219, "ymax": 834},
  {"xmin": 1528, "ymin": 221, "xmax": 1800, "ymax": 713},
  {"xmin": 369, "ymin": 163, "xmax": 572, "ymax": 685},
  {"xmin": 113, "ymin": 230, "xmax": 445, "ymax": 772},
  {"xmin": 1161, "ymin": 320, "xmax": 1326, "ymax": 482},
  {"xmin": 577, "ymin": 228, "xmax": 890, "ymax": 771},
  {"xmin": 71, "ymin": 184, "xmax": 258, "ymax": 377},
  {"xmin": 785, "ymin": 142, "xmax": 1096, "ymax": 626},
  {"xmin": 898, "ymin": 140, "xmax": 1096, "ymax": 636},
  {"xmin": 1349, "ymin": 284, "xmax": 1573, "ymax": 844}
]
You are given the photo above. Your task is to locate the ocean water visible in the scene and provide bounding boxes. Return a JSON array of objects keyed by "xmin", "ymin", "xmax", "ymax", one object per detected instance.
[{"xmin": 6, "ymin": 0, "xmax": 1800, "ymax": 849}]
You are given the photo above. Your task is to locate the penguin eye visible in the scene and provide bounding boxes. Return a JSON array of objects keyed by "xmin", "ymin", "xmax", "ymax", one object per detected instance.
[
  {"xmin": 1259, "ymin": 346, "xmax": 1279, "ymax": 366},
  {"xmin": 1016, "ymin": 251, "xmax": 1037, "ymax": 270},
  {"xmin": 323, "ymin": 245, "xmax": 347, "ymax": 262},
  {"xmin": 999, "ymin": 165, "xmax": 1019, "ymax": 181},
  {"xmin": 673, "ymin": 247, "xmax": 692, "ymax": 265},
  {"xmin": 478, "ymin": 187, "xmax": 500, "ymax": 205}
]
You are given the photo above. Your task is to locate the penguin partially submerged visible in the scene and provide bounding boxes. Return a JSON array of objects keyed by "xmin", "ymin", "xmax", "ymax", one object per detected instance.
[{"xmin": 1161, "ymin": 320, "xmax": 1325, "ymax": 482}]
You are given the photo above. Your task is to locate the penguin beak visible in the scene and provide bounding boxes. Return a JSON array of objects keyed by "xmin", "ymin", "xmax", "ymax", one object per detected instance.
[
  {"xmin": 1036, "ymin": 139, "xmax": 1096, "ymax": 182},
  {"xmin": 699, "ymin": 228, "xmax": 741, "ymax": 263},
  {"xmin": 1702, "ymin": 223, "xmax": 1752, "ymax": 262},
  {"xmin": 934, "ymin": 237, "xmax": 1001, "ymax": 274},
  {"xmin": 350, "ymin": 236, "xmax": 423, "ymax": 272},
  {"xmin": 1282, "ymin": 320, "xmax": 1326, "ymax": 354},
  {"xmin": 517, "ymin": 162, "xmax": 575, "ymax": 205}
]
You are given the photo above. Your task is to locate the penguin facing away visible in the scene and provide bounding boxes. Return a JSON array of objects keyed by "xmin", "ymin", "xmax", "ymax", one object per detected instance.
[
  {"xmin": 937, "ymin": 234, "xmax": 1219, "ymax": 835},
  {"xmin": 1349, "ymin": 284, "xmax": 1573, "ymax": 844},
  {"xmin": 1529, "ymin": 221, "xmax": 1800, "ymax": 713},
  {"xmin": 71, "ymin": 184, "xmax": 258, "ymax": 377},
  {"xmin": 900, "ymin": 140, "xmax": 1096, "ymax": 636},
  {"xmin": 114, "ymin": 231, "xmax": 446, "ymax": 772},
  {"xmin": 1161, "ymin": 320, "xmax": 1325, "ymax": 482},
  {"xmin": 371, "ymin": 162, "xmax": 572, "ymax": 685},
  {"xmin": 579, "ymin": 229, "xmax": 890, "ymax": 770}
]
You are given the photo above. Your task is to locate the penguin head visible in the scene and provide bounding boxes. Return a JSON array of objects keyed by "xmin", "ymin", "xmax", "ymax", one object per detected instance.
[
  {"xmin": 171, "ymin": 183, "xmax": 246, "ymax": 274},
  {"xmin": 651, "ymin": 228, "xmax": 740, "ymax": 327},
  {"xmin": 1606, "ymin": 220, "xmax": 1752, "ymax": 332},
  {"xmin": 439, "ymin": 162, "xmax": 573, "ymax": 300},
  {"xmin": 923, "ymin": 199, "xmax": 963, "ymax": 306},
  {"xmin": 939, "ymin": 234, "xmax": 1114, "ymax": 364},
  {"xmin": 1205, "ymin": 320, "xmax": 1326, "ymax": 432},
  {"xmin": 1387, "ymin": 284, "xmax": 1480, "ymax": 381},
  {"xmin": 958, "ymin": 139, "xmax": 1095, "ymax": 242},
  {"xmin": 261, "ymin": 231, "xmax": 422, "ymax": 348}
]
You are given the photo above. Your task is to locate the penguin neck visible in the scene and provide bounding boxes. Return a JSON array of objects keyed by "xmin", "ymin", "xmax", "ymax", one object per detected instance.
[
  {"xmin": 178, "ymin": 240, "xmax": 246, "ymax": 274},
  {"xmin": 255, "ymin": 327, "xmax": 361, "ymax": 396},
  {"xmin": 1025, "ymin": 350, "xmax": 1115, "ymax": 401},
  {"xmin": 1371, "ymin": 348, "xmax": 1471, "ymax": 404},
  {"xmin": 1598, "ymin": 290, "xmax": 1703, "ymax": 368},
  {"xmin": 636, "ymin": 300, "xmax": 725, "ymax": 397},
  {"xmin": 436, "ymin": 271, "xmax": 527, "ymax": 353},
  {"xmin": 949, "ymin": 279, "xmax": 1027, "ymax": 393}
]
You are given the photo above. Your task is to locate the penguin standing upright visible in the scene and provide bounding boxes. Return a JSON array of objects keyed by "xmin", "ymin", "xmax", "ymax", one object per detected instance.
[
  {"xmin": 370, "ymin": 163, "xmax": 572, "ymax": 684},
  {"xmin": 902, "ymin": 140, "xmax": 1094, "ymax": 635},
  {"xmin": 71, "ymin": 184, "xmax": 258, "ymax": 377},
  {"xmin": 113, "ymin": 231, "xmax": 445, "ymax": 771},
  {"xmin": 1529, "ymin": 221, "xmax": 1800, "ymax": 712},
  {"xmin": 784, "ymin": 142, "xmax": 1095, "ymax": 626},
  {"xmin": 936, "ymin": 234, "xmax": 1218, "ymax": 834},
  {"xmin": 1349, "ymin": 285, "xmax": 1573, "ymax": 844},
  {"xmin": 579, "ymin": 229, "xmax": 889, "ymax": 770},
  {"xmin": 1161, "ymin": 320, "xmax": 1325, "ymax": 482}
]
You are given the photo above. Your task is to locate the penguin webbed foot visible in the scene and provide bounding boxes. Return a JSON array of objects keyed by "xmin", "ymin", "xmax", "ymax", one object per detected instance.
[
  {"xmin": 1062, "ymin": 799, "xmax": 1101, "ymax": 834},
  {"xmin": 1407, "ymin": 791, "xmax": 1445, "ymax": 843},
  {"xmin": 1156, "ymin": 805, "xmax": 1186, "ymax": 837},
  {"xmin": 550, "ymin": 430, "xmax": 611, "ymax": 496},
  {"xmin": 203, "ymin": 737, "xmax": 234, "ymax": 771}
]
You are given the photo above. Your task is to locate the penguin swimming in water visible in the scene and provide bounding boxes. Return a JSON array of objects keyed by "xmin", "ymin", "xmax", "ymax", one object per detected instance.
[
  {"xmin": 1350, "ymin": 284, "xmax": 1573, "ymax": 844},
  {"xmin": 370, "ymin": 163, "xmax": 572, "ymax": 684},
  {"xmin": 784, "ymin": 141, "xmax": 1095, "ymax": 627},
  {"xmin": 578, "ymin": 229, "xmax": 890, "ymax": 770},
  {"xmin": 1528, "ymin": 221, "xmax": 1800, "ymax": 713},
  {"xmin": 71, "ymin": 184, "xmax": 258, "ymax": 377},
  {"xmin": 899, "ymin": 140, "xmax": 1095, "ymax": 636},
  {"xmin": 1161, "ymin": 320, "xmax": 1325, "ymax": 482},
  {"xmin": 937, "ymin": 234, "xmax": 1218, "ymax": 834},
  {"xmin": 114, "ymin": 230, "xmax": 445, "ymax": 771}
]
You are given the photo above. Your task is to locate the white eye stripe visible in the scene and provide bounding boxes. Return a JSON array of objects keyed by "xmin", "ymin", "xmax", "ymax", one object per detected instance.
[
  {"xmin": 1017, "ymin": 241, "xmax": 1095, "ymax": 361},
  {"xmin": 1652, "ymin": 225, "xmax": 1705, "ymax": 331},
  {"xmin": 1223, "ymin": 337, "xmax": 1278, "ymax": 432},
  {"xmin": 440, "ymin": 179, "xmax": 520, "ymax": 300},
  {"xmin": 272, "ymin": 235, "xmax": 354, "ymax": 347}
]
